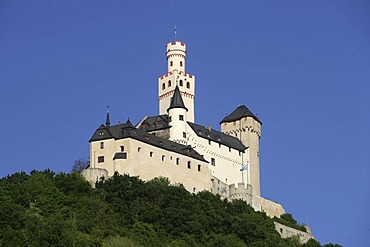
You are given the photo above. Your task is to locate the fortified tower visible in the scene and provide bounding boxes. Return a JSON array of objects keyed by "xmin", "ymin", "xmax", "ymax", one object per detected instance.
[
  {"xmin": 220, "ymin": 106, "xmax": 262, "ymax": 196},
  {"xmin": 158, "ymin": 41, "xmax": 195, "ymax": 123}
]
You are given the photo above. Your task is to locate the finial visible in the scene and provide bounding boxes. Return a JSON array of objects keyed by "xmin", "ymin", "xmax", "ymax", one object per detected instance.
[
  {"xmin": 174, "ymin": 24, "xmax": 177, "ymax": 41},
  {"xmin": 105, "ymin": 106, "xmax": 110, "ymax": 127}
]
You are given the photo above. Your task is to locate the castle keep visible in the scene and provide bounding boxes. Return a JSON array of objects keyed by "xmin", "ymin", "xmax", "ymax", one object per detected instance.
[{"xmin": 83, "ymin": 41, "xmax": 285, "ymax": 218}]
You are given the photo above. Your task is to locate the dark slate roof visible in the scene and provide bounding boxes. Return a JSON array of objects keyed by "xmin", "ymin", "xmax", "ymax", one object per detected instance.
[
  {"xmin": 187, "ymin": 122, "xmax": 247, "ymax": 152},
  {"xmin": 113, "ymin": 152, "xmax": 127, "ymax": 160},
  {"xmin": 90, "ymin": 121, "xmax": 207, "ymax": 162},
  {"xmin": 137, "ymin": 115, "xmax": 170, "ymax": 132},
  {"xmin": 220, "ymin": 105, "xmax": 261, "ymax": 124},
  {"xmin": 167, "ymin": 86, "xmax": 188, "ymax": 112}
]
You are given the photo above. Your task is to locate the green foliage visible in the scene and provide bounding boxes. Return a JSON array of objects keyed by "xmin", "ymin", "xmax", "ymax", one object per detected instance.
[{"xmin": 0, "ymin": 170, "xmax": 340, "ymax": 247}]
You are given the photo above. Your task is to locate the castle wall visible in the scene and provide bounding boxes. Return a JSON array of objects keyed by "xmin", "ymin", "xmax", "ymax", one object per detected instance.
[
  {"xmin": 90, "ymin": 137, "xmax": 212, "ymax": 193},
  {"xmin": 187, "ymin": 127, "xmax": 247, "ymax": 187},
  {"xmin": 251, "ymin": 195, "xmax": 285, "ymax": 218},
  {"xmin": 274, "ymin": 222, "xmax": 314, "ymax": 243},
  {"xmin": 81, "ymin": 167, "xmax": 108, "ymax": 186}
]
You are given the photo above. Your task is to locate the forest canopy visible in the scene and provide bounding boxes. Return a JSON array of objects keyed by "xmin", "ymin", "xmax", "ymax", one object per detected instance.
[{"xmin": 0, "ymin": 170, "xmax": 340, "ymax": 247}]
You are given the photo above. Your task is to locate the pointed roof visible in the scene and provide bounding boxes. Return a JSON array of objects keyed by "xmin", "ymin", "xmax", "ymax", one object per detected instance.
[
  {"xmin": 105, "ymin": 106, "xmax": 111, "ymax": 127},
  {"xmin": 167, "ymin": 86, "xmax": 188, "ymax": 112},
  {"xmin": 220, "ymin": 105, "xmax": 261, "ymax": 124}
]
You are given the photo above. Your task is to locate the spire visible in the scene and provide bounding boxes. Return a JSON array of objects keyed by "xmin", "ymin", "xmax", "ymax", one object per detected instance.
[
  {"xmin": 167, "ymin": 86, "xmax": 188, "ymax": 112},
  {"xmin": 105, "ymin": 106, "xmax": 110, "ymax": 127}
]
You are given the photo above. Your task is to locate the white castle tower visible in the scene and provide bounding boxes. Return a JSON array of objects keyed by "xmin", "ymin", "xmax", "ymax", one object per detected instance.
[
  {"xmin": 167, "ymin": 86, "xmax": 188, "ymax": 145},
  {"xmin": 158, "ymin": 41, "xmax": 195, "ymax": 123}
]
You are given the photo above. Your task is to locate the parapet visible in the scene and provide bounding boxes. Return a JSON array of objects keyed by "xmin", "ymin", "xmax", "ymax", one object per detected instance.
[
  {"xmin": 229, "ymin": 183, "xmax": 253, "ymax": 204},
  {"xmin": 166, "ymin": 41, "xmax": 186, "ymax": 58}
]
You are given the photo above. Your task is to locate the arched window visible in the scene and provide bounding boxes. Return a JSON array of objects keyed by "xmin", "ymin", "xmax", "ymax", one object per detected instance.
[
  {"xmin": 170, "ymin": 61, "xmax": 173, "ymax": 66},
  {"xmin": 138, "ymin": 147, "xmax": 141, "ymax": 152},
  {"xmin": 179, "ymin": 80, "xmax": 183, "ymax": 86},
  {"xmin": 180, "ymin": 61, "xmax": 183, "ymax": 67},
  {"xmin": 168, "ymin": 80, "xmax": 171, "ymax": 87},
  {"xmin": 162, "ymin": 155, "xmax": 165, "ymax": 161},
  {"xmin": 176, "ymin": 158, "xmax": 180, "ymax": 165},
  {"xmin": 187, "ymin": 161, "xmax": 191, "ymax": 169},
  {"xmin": 186, "ymin": 82, "xmax": 190, "ymax": 89},
  {"xmin": 150, "ymin": 151, "xmax": 153, "ymax": 157},
  {"xmin": 162, "ymin": 83, "xmax": 165, "ymax": 90}
]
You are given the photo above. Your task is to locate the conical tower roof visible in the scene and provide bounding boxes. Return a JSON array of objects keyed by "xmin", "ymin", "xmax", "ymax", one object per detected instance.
[
  {"xmin": 167, "ymin": 86, "xmax": 188, "ymax": 112},
  {"xmin": 220, "ymin": 105, "xmax": 261, "ymax": 124}
]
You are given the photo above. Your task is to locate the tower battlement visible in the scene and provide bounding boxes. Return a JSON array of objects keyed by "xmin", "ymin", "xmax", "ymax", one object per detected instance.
[{"xmin": 229, "ymin": 183, "xmax": 253, "ymax": 204}]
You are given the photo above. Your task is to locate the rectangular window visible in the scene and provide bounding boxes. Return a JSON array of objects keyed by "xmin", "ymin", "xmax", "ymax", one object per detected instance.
[
  {"xmin": 98, "ymin": 156, "xmax": 104, "ymax": 163},
  {"xmin": 100, "ymin": 142, "xmax": 104, "ymax": 149},
  {"xmin": 211, "ymin": 158, "xmax": 215, "ymax": 166},
  {"xmin": 183, "ymin": 132, "xmax": 186, "ymax": 138},
  {"xmin": 179, "ymin": 115, "xmax": 184, "ymax": 121},
  {"xmin": 197, "ymin": 164, "xmax": 201, "ymax": 172},
  {"xmin": 169, "ymin": 116, "xmax": 172, "ymax": 122}
]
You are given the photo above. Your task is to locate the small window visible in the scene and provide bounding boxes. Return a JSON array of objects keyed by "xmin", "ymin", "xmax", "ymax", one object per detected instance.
[
  {"xmin": 98, "ymin": 156, "xmax": 104, "ymax": 163},
  {"xmin": 211, "ymin": 158, "xmax": 215, "ymax": 166},
  {"xmin": 180, "ymin": 61, "xmax": 183, "ymax": 67},
  {"xmin": 229, "ymin": 147, "xmax": 231, "ymax": 152},
  {"xmin": 169, "ymin": 116, "xmax": 172, "ymax": 122},
  {"xmin": 168, "ymin": 80, "xmax": 171, "ymax": 87},
  {"xmin": 183, "ymin": 132, "xmax": 186, "ymax": 138},
  {"xmin": 170, "ymin": 61, "xmax": 173, "ymax": 66},
  {"xmin": 150, "ymin": 151, "xmax": 153, "ymax": 157},
  {"xmin": 176, "ymin": 158, "xmax": 180, "ymax": 165},
  {"xmin": 100, "ymin": 142, "xmax": 104, "ymax": 149},
  {"xmin": 187, "ymin": 161, "xmax": 191, "ymax": 169},
  {"xmin": 99, "ymin": 131, "xmax": 104, "ymax": 136},
  {"xmin": 197, "ymin": 164, "xmax": 201, "ymax": 172},
  {"xmin": 179, "ymin": 115, "xmax": 184, "ymax": 121},
  {"xmin": 208, "ymin": 140, "xmax": 211, "ymax": 145},
  {"xmin": 162, "ymin": 83, "xmax": 165, "ymax": 90},
  {"xmin": 179, "ymin": 80, "xmax": 183, "ymax": 86},
  {"xmin": 186, "ymin": 82, "xmax": 190, "ymax": 89},
  {"xmin": 120, "ymin": 146, "xmax": 124, "ymax": 152},
  {"xmin": 138, "ymin": 147, "xmax": 141, "ymax": 152},
  {"xmin": 219, "ymin": 143, "xmax": 221, "ymax": 148},
  {"xmin": 162, "ymin": 155, "xmax": 165, "ymax": 161}
]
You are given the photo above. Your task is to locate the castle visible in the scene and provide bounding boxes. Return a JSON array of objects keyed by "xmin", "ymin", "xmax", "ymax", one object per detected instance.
[{"xmin": 82, "ymin": 40, "xmax": 285, "ymax": 218}]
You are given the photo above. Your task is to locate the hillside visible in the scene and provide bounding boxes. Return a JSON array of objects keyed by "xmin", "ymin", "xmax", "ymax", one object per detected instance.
[{"xmin": 0, "ymin": 170, "xmax": 340, "ymax": 247}]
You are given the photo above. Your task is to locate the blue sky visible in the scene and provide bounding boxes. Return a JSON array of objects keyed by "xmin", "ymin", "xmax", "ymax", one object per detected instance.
[{"xmin": 1, "ymin": 1, "xmax": 369, "ymax": 246}]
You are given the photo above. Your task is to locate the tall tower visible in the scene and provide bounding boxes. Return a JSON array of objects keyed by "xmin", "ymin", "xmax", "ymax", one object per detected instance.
[
  {"xmin": 220, "ymin": 105, "xmax": 262, "ymax": 196},
  {"xmin": 158, "ymin": 41, "xmax": 195, "ymax": 123}
]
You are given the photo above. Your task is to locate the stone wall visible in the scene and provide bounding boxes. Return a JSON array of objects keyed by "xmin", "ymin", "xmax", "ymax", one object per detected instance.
[
  {"xmin": 274, "ymin": 222, "xmax": 314, "ymax": 243},
  {"xmin": 81, "ymin": 167, "xmax": 108, "ymax": 186}
]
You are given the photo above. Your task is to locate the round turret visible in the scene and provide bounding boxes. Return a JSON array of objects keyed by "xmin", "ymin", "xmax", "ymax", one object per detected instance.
[{"xmin": 166, "ymin": 41, "xmax": 186, "ymax": 72}]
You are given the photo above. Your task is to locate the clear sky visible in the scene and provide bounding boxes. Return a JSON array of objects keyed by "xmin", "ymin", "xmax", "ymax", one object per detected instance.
[{"xmin": 1, "ymin": 1, "xmax": 369, "ymax": 246}]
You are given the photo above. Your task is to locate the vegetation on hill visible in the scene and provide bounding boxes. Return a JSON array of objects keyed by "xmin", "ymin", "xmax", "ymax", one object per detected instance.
[{"xmin": 0, "ymin": 170, "xmax": 341, "ymax": 247}]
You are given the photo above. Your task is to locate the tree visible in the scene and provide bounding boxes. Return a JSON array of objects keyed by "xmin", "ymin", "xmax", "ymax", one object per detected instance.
[{"xmin": 72, "ymin": 158, "xmax": 90, "ymax": 172}]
